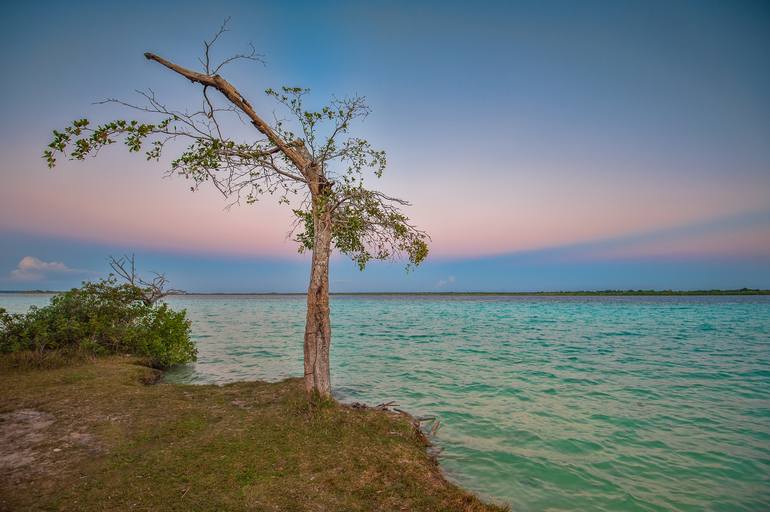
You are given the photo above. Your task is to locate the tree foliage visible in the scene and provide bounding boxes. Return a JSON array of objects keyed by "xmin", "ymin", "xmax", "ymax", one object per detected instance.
[{"xmin": 44, "ymin": 21, "xmax": 428, "ymax": 271}]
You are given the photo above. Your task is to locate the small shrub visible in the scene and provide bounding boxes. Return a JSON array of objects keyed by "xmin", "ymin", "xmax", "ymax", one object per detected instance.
[{"xmin": 0, "ymin": 277, "xmax": 196, "ymax": 368}]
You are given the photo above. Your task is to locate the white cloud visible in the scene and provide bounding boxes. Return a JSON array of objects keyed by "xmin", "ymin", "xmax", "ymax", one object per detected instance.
[
  {"xmin": 436, "ymin": 275, "xmax": 456, "ymax": 288},
  {"xmin": 10, "ymin": 256, "xmax": 76, "ymax": 281}
]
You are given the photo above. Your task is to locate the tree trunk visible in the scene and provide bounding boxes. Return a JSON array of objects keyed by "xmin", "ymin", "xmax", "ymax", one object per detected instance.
[{"xmin": 304, "ymin": 205, "xmax": 333, "ymax": 398}]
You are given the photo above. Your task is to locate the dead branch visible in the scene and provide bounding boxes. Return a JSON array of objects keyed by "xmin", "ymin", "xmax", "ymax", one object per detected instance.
[
  {"xmin": 109, "ymin": 254, "xmax": 184, "ymax": 305},
  {"xmin": 143, "ymin": 52, "xmax": 310, "ymax": 175}
]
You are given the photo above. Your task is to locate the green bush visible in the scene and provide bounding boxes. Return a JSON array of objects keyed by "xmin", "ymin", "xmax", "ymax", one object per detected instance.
[{"xmin": 0, "ymin": 277, "xmax": 196, "ymax": 368}]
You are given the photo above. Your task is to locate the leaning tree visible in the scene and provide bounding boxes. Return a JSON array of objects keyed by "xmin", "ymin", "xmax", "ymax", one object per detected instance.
[{"xmin": 44, "ymin": 23, "xmax": 429, "ymax": 398}]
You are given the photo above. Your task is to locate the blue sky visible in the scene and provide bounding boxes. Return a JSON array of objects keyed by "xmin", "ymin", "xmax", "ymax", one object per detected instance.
[{"xmin": 1, "ymin": 0, "xmax": 769, "ymax": 291}]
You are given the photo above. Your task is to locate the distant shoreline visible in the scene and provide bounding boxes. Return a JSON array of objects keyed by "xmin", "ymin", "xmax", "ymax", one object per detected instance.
[{"xmin": 2, "ymin": 289, "xmax": 769, "ymax": 296}]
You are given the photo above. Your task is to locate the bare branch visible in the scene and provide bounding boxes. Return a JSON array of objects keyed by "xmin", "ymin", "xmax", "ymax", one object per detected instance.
[
  {"xmin": 109, "ymin": 254, "xmax": 184, "ymax": 305},
  {"xmin": 143, "ymin": 52, "xmax": 309, "ymax": 174},
  {"xmin": 213, "ymin": 42, "xmax": 263, "ymax": 74}
]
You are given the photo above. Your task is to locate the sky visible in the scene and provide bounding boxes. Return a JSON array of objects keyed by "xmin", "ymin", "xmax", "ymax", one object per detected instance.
[{"xmin": 1, "ymin": 0, "xmax": 769, "ymax": 292}]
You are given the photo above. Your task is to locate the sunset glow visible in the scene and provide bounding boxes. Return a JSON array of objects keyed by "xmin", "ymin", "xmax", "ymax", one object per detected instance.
[{"xmin": 1, "ymin": 0, "xmax": 768, "ymax": 291}]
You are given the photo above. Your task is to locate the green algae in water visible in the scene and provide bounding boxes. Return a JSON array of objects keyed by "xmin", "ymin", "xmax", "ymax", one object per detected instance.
[{"xmin": 4, "ymin": 294, "xmax": 769, "ymax": 510}]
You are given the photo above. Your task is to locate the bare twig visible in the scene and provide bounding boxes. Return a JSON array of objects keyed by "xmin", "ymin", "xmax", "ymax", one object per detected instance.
[{"xmin": 109, "ymin": 254, "xmax": 184, "ymax": 305}]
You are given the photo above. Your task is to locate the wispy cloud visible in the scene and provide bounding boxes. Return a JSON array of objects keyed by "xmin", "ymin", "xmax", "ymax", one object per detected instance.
[
  {"xmin": 10, "ymin": 256, "xmax": 79, "ymax": 281},
  {"xmin": 436, "ymin": 275, "xmax": 456, "ymax": 288},
  {"xmin": 559, "ymin": 208, "xmax": 770, "ymax": 262}
]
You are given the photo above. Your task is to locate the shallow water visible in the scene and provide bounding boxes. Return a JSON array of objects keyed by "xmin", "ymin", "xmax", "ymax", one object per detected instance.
[{"xmin": 3, "ymin": 293, "xmax": 769, "ymax": 511}]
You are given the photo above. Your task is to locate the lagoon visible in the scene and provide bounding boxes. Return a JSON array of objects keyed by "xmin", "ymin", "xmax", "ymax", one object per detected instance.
[{"xmin": 3, "ymin": 293, "xmax": 769, "ymax": 511}]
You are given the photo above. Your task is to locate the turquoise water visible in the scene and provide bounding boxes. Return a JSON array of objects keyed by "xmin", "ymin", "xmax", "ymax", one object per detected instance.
[{"xmin": 3, "ymin": 294, "xmax": 769, "ymax": 511}]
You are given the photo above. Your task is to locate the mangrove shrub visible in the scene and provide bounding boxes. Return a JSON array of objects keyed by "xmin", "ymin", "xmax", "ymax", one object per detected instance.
[{"xmin": 0, "ymin": 277, "xmax": 196, "ymax": 368}]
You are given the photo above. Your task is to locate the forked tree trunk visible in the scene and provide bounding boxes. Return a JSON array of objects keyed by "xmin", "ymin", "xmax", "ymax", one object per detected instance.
[{"xmin": 304, "ymin": 205, "xmax": 333, "ymax": 398}]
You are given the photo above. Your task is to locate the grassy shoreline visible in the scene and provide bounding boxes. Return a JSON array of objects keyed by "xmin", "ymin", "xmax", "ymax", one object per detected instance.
[{"xmin": 0, "ymin": 356, "xmax": 505, "ymax": 511}]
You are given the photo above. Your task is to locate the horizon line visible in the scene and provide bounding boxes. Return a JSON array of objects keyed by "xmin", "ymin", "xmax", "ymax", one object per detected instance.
[{"xmin": 2, "ymin": 289, "xmax": 769, "ymax": 296}]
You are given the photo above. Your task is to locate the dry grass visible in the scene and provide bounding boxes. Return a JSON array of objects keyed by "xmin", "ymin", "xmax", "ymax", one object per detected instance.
[{"xmin": 0, "ymin": 355, "xmax": 506, "ymax": 511}]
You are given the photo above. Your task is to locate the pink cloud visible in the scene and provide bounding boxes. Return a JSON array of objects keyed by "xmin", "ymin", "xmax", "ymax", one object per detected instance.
[{"xmin": 10, "ymin": 256, "xmax": 77, "ymax": 281}]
